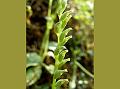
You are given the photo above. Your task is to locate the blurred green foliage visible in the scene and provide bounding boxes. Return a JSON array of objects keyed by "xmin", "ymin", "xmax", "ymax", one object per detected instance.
[{"xmin": 26, "ymin": 0, "xmax": 94, "ymax": 89}]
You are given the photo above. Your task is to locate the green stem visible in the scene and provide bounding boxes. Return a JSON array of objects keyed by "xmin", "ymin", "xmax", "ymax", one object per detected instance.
[
  {"xmin": 48, "ymin": 0, "xmax": 52, "ymax": 16},
  {"xmin": 69, "ymin": 59, "xmax": 77, "ymax": 89},
  {"xmin": 75, "ymin": 61, "xmax": 94, "ymax": 78},
  {"xmin": 52, "ymin": 77, "xmax": 56, "ymax": 89},
  {"xmin": 40, "ymin": 0, "xmax": 53, "ymax": 61},
  {"xmin": 73, "ymin": 60, "xmax": 77, "ymax": 80},
  {"xmin": 52, "ymin": 56, "xmax": 59, "ymax": 89}
]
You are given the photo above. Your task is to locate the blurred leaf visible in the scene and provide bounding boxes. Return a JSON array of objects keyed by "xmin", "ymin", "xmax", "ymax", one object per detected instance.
[
  {"xmin": 54, "ymin": 46, "xmax": 67, "ymax": 56},
  {"xmin": 59, "ymin": 35, "xmax": 72, "ymax": 46},
  {"xmin": 57, "ymin": 0, "xmax": 68, "ymax": 18},
  {"xmin": 26, "ymin": 66, "xmax": 42, "ymax": 86},
  {"xmin": 48, "ymin": 41, "xmax": 58, "ymax": 51},
  {"xmin": 56, "ymin": 79, "xmax": 69, "ymax": 89},
  {"xmin": 26, "ymin": 52, "xmax": 41, "ymax": 68},
  {"xmin": 47, "ymin": 51, "xmax": 55, "ymax": 58},
  {"xmin": 59, "ymin": 28, "xmax": 72, "ymax": 42},
  {"xmin": 35, "ymin": 84, "xmax": 49, "ymax": 89},
  {"xmin": 61, "ymin": 14, "xmax": 72, "ymax": 31},
  {"xmin": 60, "ymin": 11, "xmax": 71, "ymax": 22},
  {"xmin": 54, "ymin": 69, "xmax": 68, "ymax": 79},
  {"xmin": 43, "ymin": 64, "xmax": 55, "ymax": 74},
  {"xmin": 26, "ymin": 53, "xmax": 42, "ymax": 86}
]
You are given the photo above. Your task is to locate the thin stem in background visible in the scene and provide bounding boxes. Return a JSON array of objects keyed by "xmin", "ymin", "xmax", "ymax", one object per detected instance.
[
  {"xmin": 69, "ymin": 58, "xmax": 77, "ymax": 89},
  {"xmin": 75, "ymin": 61, "xmax": 94, "ymax": 78}
]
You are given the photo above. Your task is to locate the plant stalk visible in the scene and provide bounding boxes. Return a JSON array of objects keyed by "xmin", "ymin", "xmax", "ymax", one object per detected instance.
[
  {"xmin": 40, "ymin": 0, "xmax": 53, "ymax": 61},
  {"xmin": 75, "ymin": 61, "xmax": 94, "ymax": 78}
]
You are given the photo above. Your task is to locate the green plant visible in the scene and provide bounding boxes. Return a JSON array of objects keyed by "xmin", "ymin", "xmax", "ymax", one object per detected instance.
[
  {"xmin": 26, "ymin": 0, "xmax": 54, "ymax": 86},
  {"xmin": 51, "ymin": 0, "xmax": 72, "ymax": 89},
  {"xmin": 26, "ymin": 0, "xmax": 94, "ymax": 89},
  {"xmin": 40, "ymin": 0, "xmax": 53, "ymax": 61}
]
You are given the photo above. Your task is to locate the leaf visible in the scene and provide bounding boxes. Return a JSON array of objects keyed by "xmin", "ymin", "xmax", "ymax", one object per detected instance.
[
  {"xmin": 54, "ymin": 21, "xmax": 62, "ymax": 35},
  {"xmin": 26, "ymin": 53, "xmax": 41, "ymax": 68},
  {"xmin": 26, "ymin": 66, "xmax": 42, "ymax": 86},
  {"xmin": 26, "ymin": 53, "xmax": 42, "ymax": 86},
  {"xmin": 54, "ymin": 46, "xmax": 67, "ymax": 56},
  {"xmin": 35, "ymin": 84, "xmax": 49, "ymax": 89},
  {"xmin": 59, "ymin": 28, "xmax": 72, "ymax": 42},
  {"xmin": 61, "ymin": 0, "xmax": 67, "ymax": 12},
  {"xmin": 55, "ymin": 13, "xmax": 72, "ymax": 36},
  {"xmin": 58, "ymin": 58, "xmax": 70, "ymax": 68},
  {"xmin": 61, "ymin": 14, "xmax": 72, "ymax": 31},
  {"xmin": 48, "ymin": 41, "xmax": 58, "ymax": 52},
  {"xmin": 57, "ymin": 0, "xmax": 68, "ymax": 18},
  {"xmin": 54, "ymin": 69, "xmax": 68, "ymax": 79},
  {"xmin": 43, "ymin": 64, "xmax": 55, "ymax": 74},
  {"xmin": 59, "ymin": 35, "xmax": 72, "ymax": 46},
  {"xmin": 58, "ymin": 49, "xmax": 68, "ymax": 61},
  {"xmin": 47, "ymin": 51, "xmax": 55, "ymax": 58},
  {"xmin": 55, "ymin": 10, "xmax": 72, "ymax": 37},
  {"xmin": 56, "ymin": 79, "xmax": 69, "ymax": 89},
  {"xmin": 60, "ymin": 11, "xmax": 71, "ymax": 22}
]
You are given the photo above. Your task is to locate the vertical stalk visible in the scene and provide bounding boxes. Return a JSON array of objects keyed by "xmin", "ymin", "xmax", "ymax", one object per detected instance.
[
  {"xmin": 52, "ymin": 38, "xmax": 59, "ymax": 89},
  {"xmin": 69, "ymin": 57, "xmax": 77, "ymax": 89},
  {"xmin": 52, "ymin": 77, "xmax": 56, "ymax": 89},
  {"xmin": 40, "ymin": 0, "xmax": 53, "ymax": 61}
]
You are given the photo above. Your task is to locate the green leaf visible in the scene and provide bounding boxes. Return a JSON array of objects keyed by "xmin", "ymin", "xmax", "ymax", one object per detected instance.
[
  {"xmin": 54, "ymin": 21, "xmax": 62, "ymax": 35},
  {"xmin": 57, "ymin": 0, "xmax": 68, "ymax": 18},
  {"xmin": 26, "ymin": 66, "xmax": 42, "ymax": 86},
  {"xmin": 26, "ymin": 53, "xmax": 41, "ymax": 68},
  {"xmin": 26, "ymin": 53, "xmax": 42, "ymax": 86},
  {"xmin": 58, "ymin": 58, "xmax": 70, "ymax": 68},
  {"xmin": 60, "ymin": 11, "xmax": 71, "ymax": 22},
  {"xmin": 35, "ymin": 84, "xmax": 49, "ymax": 89},
  {"xmin": 59, "ymin": 28, "xmax": 72, "ymax": 42},
  {"xmin": 61, "ymin": 0, "xmax": 67, "ymax": 11},
  {"xmin": 56, "ymin": 79, "xmax": 69, "ymax": 89},
  {"xmin": 61, "ymin": 14, "xmax": 72, "ymax": 31},
  {"xmin": 43, "ymin": 64, "xmax": 55, "ymax": 74},
  {"xmin": 58, "ymin": 49, "xmax": 68, "ymax": 61},
  {"xmin": 54, "ymin": 69, "xmax": 68, "ymax": 79},
  {"xmin": 48, "ymin": 41, "xmax": 58, "ymax": 51},
  {"xmin": 60, "ymin": 35, "xmax": 72, "ymax": 46},
  {"xmin": 54, "ymin": 46, "xmax": 67, "ymax": 56}
]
